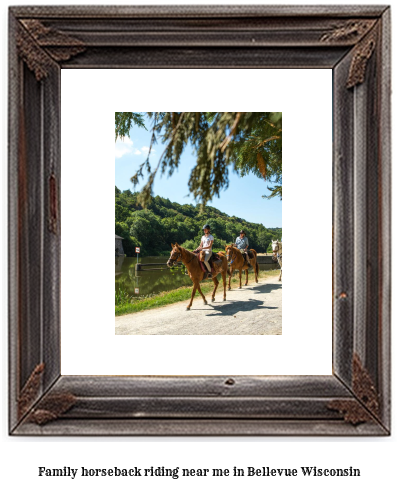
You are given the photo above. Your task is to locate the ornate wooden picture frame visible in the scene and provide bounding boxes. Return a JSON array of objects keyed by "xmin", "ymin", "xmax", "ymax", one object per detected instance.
[{"xmin": 8, "ymin": 5, "xmax": 391, "ymax": 435}]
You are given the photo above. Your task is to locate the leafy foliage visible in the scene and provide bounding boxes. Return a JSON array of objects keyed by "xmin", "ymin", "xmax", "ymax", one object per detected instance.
[
  {"xmin": 115, "ymin": 187, "xmax": 282, "ymax": 256},
  {"xmin": 232, "ymin": 112, "xmax": 282, "ymax": 199},
  {"xmin": 115, "ymin": 112, "xmax": 282, "ymax": 207},
  {"xmin": 115, "ymin": 112, "xmax": 146, "ymax": 141}
]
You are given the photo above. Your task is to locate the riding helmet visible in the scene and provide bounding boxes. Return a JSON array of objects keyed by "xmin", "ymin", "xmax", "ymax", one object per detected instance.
[
  {"xmin": 203, "ymin": 224, "xmax": 211, "ymax": 230},
  {"xmin": 239, "ymin": 230, "xmax": 246, "ymax": 235}
]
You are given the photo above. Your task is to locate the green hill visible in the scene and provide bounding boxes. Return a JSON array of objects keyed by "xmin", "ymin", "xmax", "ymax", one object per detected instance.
[{"xmin": 115, "ymin": 187, "xmax": 282, "ymax": 256}]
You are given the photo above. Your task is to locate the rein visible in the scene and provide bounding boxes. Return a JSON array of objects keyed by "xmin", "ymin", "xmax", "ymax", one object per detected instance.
[
  {"xmin": 227, "ymin": 248, "xmax": 239, "ymax": 265},
  {"xmin": 185, "ymin": 252, "xmax": 196, "ymax": 265},
  {"xmin": 171, "ymin": 248, "xmax": 196, "ymax": 266}
]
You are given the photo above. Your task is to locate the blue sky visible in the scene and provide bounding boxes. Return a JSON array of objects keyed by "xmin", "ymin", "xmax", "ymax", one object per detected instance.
[{"xmin": 115, "ymin": 117, "xmax": 282, "ymax": 228}]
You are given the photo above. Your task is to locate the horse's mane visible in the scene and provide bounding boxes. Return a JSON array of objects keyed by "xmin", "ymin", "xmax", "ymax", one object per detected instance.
[
  {"xmin": 176, "ymin": 245, "xmax": 196, "ymax": 259},
  {"xmin": 226, "ymin": 244, "xmax": 240, "ymax": 252}
]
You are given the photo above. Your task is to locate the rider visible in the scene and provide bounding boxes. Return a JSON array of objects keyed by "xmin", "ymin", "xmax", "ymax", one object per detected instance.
[
  {"xmin": 196, "ymin": 224, "xmax": 214, "ymax": 278},
  {"xmin": 235, "ymin": 230, "xmax": 250, "ymax": 266}
]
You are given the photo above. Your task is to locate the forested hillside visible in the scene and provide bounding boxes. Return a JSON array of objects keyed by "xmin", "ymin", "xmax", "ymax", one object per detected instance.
[{"xmin": 116, "ymin": 187, "xmax": 282, "ymax": 256}]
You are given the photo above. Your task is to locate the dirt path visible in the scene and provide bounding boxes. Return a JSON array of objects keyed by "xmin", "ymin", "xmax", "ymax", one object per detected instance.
[{"xmin": 115, "ymin": 277, "xmax": 282, "ymax": 335}]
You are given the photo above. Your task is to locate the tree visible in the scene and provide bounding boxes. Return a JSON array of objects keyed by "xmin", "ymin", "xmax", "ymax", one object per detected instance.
[
  {"xmin": 115, "ymin": 112, "xmax": 282, "ymax": 207},
  {"xmin": 115, "ymin": 112, "xmax": 146, "ymax": 140},
  {"xmin": 128, "ymin": 209, "xmax": 165, "ymax": 255},
  {"xmin": 232, "ymin": 112, "xmax": 282, "ymax": 200},
  {"xmin": 115, "ymin": 221, "xmax": 141, "ymax": 257},
  {"xmin": 206, "ymin": 218, "xmax": 226, "ymax": 239},
  {"xmin": 257, "ymin": 229, "xmax": 272, "ymax": 253},
  {"xmin": 115, "ymin": 203, "xmax": 130, "ymax": 223},
  {"xmin": 115, "ymin": 191, "xmax": 281, "ymax": 256},
  {"xmin": 225, "ymin": 222, "xmax": 238, "ymax": 243},
  {"xmin": 180, "ymin": 239, "xmax": 197, "ymax": 251}
]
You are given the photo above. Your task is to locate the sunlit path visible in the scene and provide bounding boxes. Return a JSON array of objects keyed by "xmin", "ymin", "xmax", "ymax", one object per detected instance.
[{"xmin": 115, "ymin": 277, "xmax": 282, "ymax": 335}]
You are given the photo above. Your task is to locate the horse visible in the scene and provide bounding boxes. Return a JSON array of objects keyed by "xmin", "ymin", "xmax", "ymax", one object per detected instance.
[
  {"xmin": 225, "ymin": 244, "xmax": 259, "ymax": 290},
  {"xmin": 271, "ymin": 239, "xmax": 282, "ymax": 281},
  {"xmin": 167, "ymin": 243, "xmax": 228, "ymax": 310}
]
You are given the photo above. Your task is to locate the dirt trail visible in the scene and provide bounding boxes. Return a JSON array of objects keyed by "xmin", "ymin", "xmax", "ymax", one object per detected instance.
[{"xmin": 115, "ymin": 277, "xmax": 282, "ymax": 335}]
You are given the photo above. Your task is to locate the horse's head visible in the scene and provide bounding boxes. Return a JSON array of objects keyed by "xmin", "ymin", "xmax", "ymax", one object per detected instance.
[
  {"xmin": 225, "ymin": 244, "xmax": 235, "ymax": 262},
  {"xmin": 167, "ymin": 243, "xmax": 182, "ymax": 267},
  {"xmin": 198, "ymin": 250, "xmax": 206, "ymax": 262},
  {"xmin": 271, "ymin": 240, "xmax": 281, "ymax": 258}
]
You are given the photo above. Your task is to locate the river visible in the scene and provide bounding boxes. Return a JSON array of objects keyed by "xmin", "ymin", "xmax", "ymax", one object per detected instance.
[
  {"xmin": 115, "ymin": 255, "xmax": 277, "ymax": 299},
  {"xmin": 115, "ymin": 256, "xmax": 193, "ymax": 298}
]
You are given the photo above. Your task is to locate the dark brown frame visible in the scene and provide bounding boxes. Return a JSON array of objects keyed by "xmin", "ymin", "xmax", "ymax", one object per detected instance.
[{"xmin": 8, "ymin": 5, "xmax": 391, "ymax": 436}]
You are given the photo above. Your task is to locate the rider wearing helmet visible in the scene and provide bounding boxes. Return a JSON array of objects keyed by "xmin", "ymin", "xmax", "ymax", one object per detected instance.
[
  {"xmin": 196, "ymin": 224, "xmax": 214, "ymax": 277},
  {"xmin": 235, "ymin": 230, "xmax": 250, "ymax": 266}
]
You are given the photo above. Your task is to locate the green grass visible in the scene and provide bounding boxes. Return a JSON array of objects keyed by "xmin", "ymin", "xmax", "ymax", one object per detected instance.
[
  {"xmin": 115, "ymin": 283, "xmax": 133, "ymax": 306},
  {"xmin": 115, "ymin": 269, "xmax": 280, "ymax": 317}
]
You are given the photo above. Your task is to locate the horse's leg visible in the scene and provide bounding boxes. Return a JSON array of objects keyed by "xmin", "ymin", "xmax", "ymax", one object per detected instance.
[
  {"xmin": 196, "ymin": 281, "xmax": 208, "ymax": 305},
  {"xmin": 228, "ymin": 266, "xmax": 233, "ymax": 290},
  {"xmin": 222, "ymin": 271, "xmax": 227, "ymax": 301},
  {"xmin": 279, "ymin": 264, "xmax": 282, "ymax": 281},
  {"xmin": 244, "ymin": 266, "xmax": 249, "ymax": 286},
  {"xmin": 211, "ymin": 277, "xmax": 219, "ymax": 302},
  {"xmin": 238, "ymin": 268, "xmax": 242, "ymax": 288},
  {"xmin": 186, "ymin": 284, "xmax": 197, "ymax": 310}
]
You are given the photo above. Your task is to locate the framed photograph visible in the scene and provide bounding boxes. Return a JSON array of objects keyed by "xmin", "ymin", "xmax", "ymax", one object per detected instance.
[
  {"xmin": 9, "ymin": 5, "xmax": 390, "ymax": 435},
  {"xmin": 113, "ymin": 109, "xmax": 284, "ymax": 335}
]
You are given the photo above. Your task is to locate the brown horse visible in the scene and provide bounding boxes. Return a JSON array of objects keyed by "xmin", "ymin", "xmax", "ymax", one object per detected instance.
[
  {"xmin": 167, "ymin": 243, "xmax": 228, "ymax": 310},
  {"xmin": 225, "ymin": 244, "xmax": 259, "ymax": 290}
]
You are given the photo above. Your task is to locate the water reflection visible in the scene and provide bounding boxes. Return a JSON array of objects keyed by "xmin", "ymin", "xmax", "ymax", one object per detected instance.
[
  {"xmin": 115, "ymin": 255, "xmax": 125, "ymax": 276},
  {"xmin": 115, "ymin": 256, "xmax": 276, "ymax": 298},
  {"xmin": 115, "ymin": 256, "xmax": 193, "ymax": 298}
]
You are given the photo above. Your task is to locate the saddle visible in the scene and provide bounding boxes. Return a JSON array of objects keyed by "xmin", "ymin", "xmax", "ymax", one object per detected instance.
[
  {"xmin": 240, "ymin": 250, "xmax": 253, "ymax": 261},
  {"xmin": 197, "ymin": 259, "xmax": 215, "ymax": 279},
  {"xmin": 193, "ymin": 251, "xmax": 220, "ymax": 276},
  {"xmin": 210, "ymin": 252, "xmax": 221, "ymax": 263}
]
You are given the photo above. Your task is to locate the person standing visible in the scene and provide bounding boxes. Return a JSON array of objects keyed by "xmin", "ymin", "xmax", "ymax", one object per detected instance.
[
  {"xmin": 196, "ymin": 224, "xmax": 214, "ymax": 277},
  {"xmin": 235, "ymin": 230, "xmax": 249, "ymax": 265}
]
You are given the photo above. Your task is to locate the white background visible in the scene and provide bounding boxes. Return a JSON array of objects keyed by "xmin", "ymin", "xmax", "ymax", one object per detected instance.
[
  {"xmin": 0, "ymin": 1, "xmax": 397, "ymax": 492},
  {"xmin": 61, "ymin": 68, "xmax": 332, "ymax": 376}
]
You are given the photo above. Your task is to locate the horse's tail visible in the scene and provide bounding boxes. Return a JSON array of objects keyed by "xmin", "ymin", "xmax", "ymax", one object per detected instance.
[{"xmin": 251, "ymin": 250, "xmax": 259, "ymax": 275}]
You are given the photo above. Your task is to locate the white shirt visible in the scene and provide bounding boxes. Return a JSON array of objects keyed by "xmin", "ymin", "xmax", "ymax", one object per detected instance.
[{"xmin": 201, "ymin": 234, "xmax": 214, "ymax": 251}]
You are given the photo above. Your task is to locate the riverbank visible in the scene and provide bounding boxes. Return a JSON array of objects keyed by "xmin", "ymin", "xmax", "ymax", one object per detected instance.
[{"xmin": 115, "ymin": 269, "xmax": 280, "ymax": 316}]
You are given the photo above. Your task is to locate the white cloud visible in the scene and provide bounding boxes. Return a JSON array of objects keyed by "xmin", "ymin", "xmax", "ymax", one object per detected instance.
[
  {"xmin": 115, "ymin": 137, "xmax": 134, "ymax": 159},
  {"xmin": 115, "ymin": 138, "xmax": 155, "ymax": 159},
  {"xmin": 141, "ymin": 146, "xmax": 156, "ymax": 154}
]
